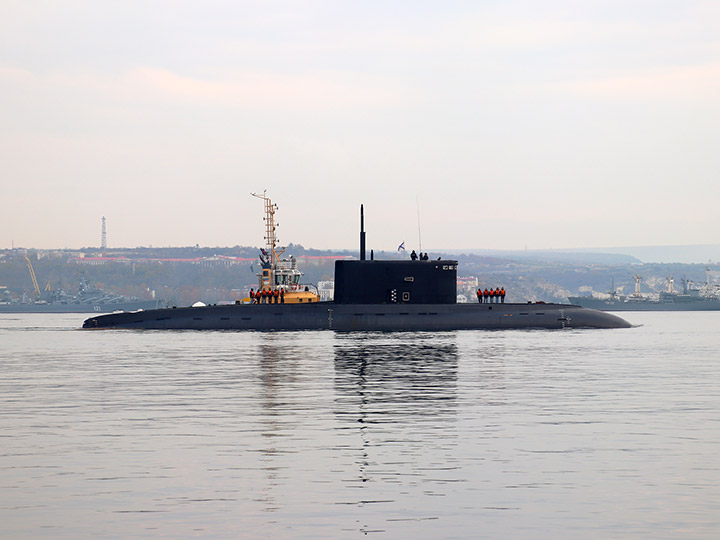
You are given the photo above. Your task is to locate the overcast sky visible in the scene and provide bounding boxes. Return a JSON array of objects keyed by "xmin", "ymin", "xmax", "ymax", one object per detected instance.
[{"xmin": 2, "ymin": 1, "xmax": 719, "ymax": 252}]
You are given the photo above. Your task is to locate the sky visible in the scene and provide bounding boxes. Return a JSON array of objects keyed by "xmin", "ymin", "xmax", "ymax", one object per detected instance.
[{"xmin": 2, "ymin": 0, "xmax": 719, "ymax": 253}]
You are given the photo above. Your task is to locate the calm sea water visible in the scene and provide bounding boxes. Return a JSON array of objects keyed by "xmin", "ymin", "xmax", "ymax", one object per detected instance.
[{"xmin": 1, "ymin": 312, "xmax": 719, "ymax": 539}]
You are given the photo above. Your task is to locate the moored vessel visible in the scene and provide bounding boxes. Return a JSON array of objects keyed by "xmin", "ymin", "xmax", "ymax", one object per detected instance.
[
  {"xmin": 0, "ymin": 277, "xmax": 162, "ymax": 313},
  {"xmin": 568, "ymin": 274, "xmax": 720, "ymax": 311}
]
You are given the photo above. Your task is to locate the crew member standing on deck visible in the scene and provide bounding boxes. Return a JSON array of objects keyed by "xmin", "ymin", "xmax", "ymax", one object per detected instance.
[
  {"xmin": 495, "ymin": 287, "xmax": 501, "ymax": 303},
  {"xmin": 500, "ymin": 287, "xmax": 506, "ymax": 303},
  {"xmin": 489, "ymin": 288, "xmax": 495, "ymax": 303},
  {"xmin": 280, "ymin": 289, "xmax": 285, "ymax": 304},
  {"xmin": 249, "ymin": 288, "xmax": 255, "ymax": 304},
  {"xmin": 274, "ymin": 289, "xmax": 279, "ymax": 304},
  {"xmin": 483, "ymin": 288, "xmax": 489, "ymax": 303},
  {"xmin": 477, "ymin": 288, "xmax": 483, "ymax": 303},
  {"xmin": 411, "ymin": 250, "xmax": 417, "ymax": 261}
]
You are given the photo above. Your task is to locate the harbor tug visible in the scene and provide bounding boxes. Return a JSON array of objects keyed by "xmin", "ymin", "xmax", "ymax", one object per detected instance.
[
  {"xmin": 83, "ymin": 195, "xmax": 631, "ymax": 331},
  {"xmin": 242, "ymin": 191, "xmax": 320, "ymax": 305}
]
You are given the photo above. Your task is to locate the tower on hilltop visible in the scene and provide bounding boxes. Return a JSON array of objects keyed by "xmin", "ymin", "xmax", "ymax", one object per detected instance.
[{"xmin": 101, "ymin": 216, "xmax": 107, "ymax": 250}]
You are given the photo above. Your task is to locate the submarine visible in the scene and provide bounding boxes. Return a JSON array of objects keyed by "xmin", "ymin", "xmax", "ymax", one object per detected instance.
[{"xmin": 83, "ymin": 196, "xmax": 631, "ymax": 331}]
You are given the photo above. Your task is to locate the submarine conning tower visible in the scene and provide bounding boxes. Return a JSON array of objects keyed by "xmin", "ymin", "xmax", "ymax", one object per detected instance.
[{"xmin": 333, "ymin": 205, "xmax": 458, "ymax": 304}]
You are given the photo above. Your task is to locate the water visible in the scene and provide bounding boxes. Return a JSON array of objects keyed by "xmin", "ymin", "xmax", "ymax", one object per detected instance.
[{"xmin": 1, "ymin": 312, "xmax": 719, "ymax": 539}]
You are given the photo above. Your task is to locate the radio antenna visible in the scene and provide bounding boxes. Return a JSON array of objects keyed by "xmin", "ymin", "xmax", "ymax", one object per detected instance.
[{"xmin": 416, "ymin": 196, "xmax": 423, "ymax": 252}]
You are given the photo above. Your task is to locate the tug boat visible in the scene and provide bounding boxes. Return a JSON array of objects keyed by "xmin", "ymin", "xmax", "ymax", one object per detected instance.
[{"xmin": 243, "ymin": 192, "xmax": 319, "ymax": 305}]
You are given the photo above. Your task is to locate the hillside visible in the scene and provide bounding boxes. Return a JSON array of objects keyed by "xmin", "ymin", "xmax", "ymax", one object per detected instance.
[{"xmin": 2, "ymin": 245, "xmax": 718, "ymax": 306}]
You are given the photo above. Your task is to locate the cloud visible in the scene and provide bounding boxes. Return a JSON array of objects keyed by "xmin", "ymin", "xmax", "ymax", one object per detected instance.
[
  {"xmin": 545, "ymin": 63, "xmax": 720, "ymax": 101},
  {"xmin": 126, "ymin": 67, "xmax": 410, "ymax": 109},
  {"xmin": 0, "ymin": 63, "xmax": 411, "ymax": 112}
]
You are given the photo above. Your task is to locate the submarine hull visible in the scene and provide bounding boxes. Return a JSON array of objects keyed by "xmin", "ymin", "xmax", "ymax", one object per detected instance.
[{"xmin": 83, "ymin": 302, "xmax": 631, "ymax": 331}]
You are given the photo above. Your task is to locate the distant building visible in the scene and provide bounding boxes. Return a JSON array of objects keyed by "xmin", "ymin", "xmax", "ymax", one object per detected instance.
[
  {"xmin": 457, "ymin": 276, "xmax": 479, "ymax": 289},
  {"xmin": 317, "ymin": 280, "xmax": 335, "ymax": 301}
]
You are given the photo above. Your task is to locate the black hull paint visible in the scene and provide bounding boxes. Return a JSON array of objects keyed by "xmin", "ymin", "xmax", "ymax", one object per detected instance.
[{"xmin": 82, "ymin": 302, "xmax": 631, "ymax": 331}]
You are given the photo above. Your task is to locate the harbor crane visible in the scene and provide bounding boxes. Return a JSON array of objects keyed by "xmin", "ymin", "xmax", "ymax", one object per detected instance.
[{"xmin": 25, "ymin": 257, "xmax": 41, "ymax": 299}]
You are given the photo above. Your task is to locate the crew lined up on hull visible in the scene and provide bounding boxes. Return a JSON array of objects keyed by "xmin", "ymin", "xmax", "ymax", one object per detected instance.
[
  {"xmin": 247, "ymin": 288, "xmax": 285, "ymax": 304},
  {"xmin": 477, "ymin": 287, "xmax": 505, "ymax": 303}
]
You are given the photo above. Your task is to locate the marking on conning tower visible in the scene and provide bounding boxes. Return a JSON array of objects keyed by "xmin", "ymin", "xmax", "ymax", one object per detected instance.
[{"xmin": 557, "ymin": 309, "xmax": 572, "ymax": 328}]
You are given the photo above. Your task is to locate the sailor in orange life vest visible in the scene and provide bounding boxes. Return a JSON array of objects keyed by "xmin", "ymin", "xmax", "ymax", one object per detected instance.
[
  {"xmin": 249, "ymin": 288, "xmax": 255, "ymax": 304},
  {"xmin": 477, "ymin": 287, "xmax": 506, "ymax": 303}
]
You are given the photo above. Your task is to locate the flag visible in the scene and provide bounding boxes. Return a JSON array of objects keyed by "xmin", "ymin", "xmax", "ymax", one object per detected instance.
[{"xmin": 397, "ymin": 241, "xmax": 405, "ymax": 251}]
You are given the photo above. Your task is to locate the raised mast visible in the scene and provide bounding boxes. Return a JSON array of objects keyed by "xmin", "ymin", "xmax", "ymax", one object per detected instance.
[
  {"xmin": 251, "ymin": 191, "xmax": 285, "ymax": 266},
  {"xmin": 360, "ymin": 204, "xmax": 366, "ymax": 261}
]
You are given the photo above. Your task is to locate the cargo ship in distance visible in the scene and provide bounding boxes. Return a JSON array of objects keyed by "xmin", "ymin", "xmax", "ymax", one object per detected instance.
[
  {"xmin": 568, "ymin": 274, "xmax": 720, "ymax": 311},
  {"xmin": 83, "ymin": 194, "xmax": 631, "ymax": 330}
]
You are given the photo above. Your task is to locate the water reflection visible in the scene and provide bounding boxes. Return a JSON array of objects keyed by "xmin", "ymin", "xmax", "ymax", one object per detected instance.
[
  {"xmin": 3, "ymin": 316, "xmax": 719, "ymax": 539},
  {"xmin": 252, "ymin": 335, "xmax": 306, "ymax": 514},
  {"xmin": 333, "ymin": 333, "xmax": 459, "ymax": 422},
  {"xmin": 332, "ymin": 333, "xmax": 461, "ymax": 517}
]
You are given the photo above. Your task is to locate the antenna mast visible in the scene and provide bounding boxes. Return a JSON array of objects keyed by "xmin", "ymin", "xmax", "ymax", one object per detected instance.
[
  {"xmin": 251, "ymin": 191, "xmax": 285, "ymax": 266},
  {"xmin": 101, "ymin": 216, "xmax": 107, "ymax": 250},
  {"xmin": 416, "ymin": 197, "xmax": 423, "ymax": 252}
]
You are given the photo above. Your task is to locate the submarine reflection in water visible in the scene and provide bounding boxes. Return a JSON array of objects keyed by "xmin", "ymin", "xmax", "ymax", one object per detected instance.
[
  {"xmin": 332, "ymin": 334, "xmax": 459, "ymax": 491},
  {"xmin": 333, "ymin": 336, "xmax": 459, "ymax": 420}
]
